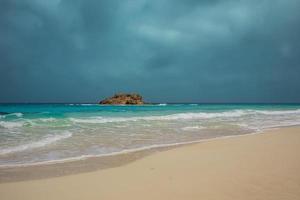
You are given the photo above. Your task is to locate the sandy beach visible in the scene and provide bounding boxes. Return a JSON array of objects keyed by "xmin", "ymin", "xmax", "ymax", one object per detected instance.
[
  {"xmin": 2, "ymin": 0, "xmax": 300, "ymax": 199},
  {"xmin": 0, "ymin": 126, "xmax": 300, "ymax": 200}
]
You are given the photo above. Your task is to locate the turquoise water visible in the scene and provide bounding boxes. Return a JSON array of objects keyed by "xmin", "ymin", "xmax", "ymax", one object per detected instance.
[{"xmin": 1, "ymin": 103, "xmax": 300, "ymax": 167}]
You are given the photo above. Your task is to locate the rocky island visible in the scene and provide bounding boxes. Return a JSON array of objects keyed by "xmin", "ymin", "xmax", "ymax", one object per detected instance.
[{"xmin": 99, "ymin": 93, "xmax": 144, "ymax": 105}]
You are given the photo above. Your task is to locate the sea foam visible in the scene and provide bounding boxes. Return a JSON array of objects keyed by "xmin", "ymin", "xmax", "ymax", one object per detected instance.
[
  {"xmin": 69, "ymin": 110, "xmax": 248, "ymax": 124},
  {"xmin": 1, "ymin": 105, "xmax": 300, "ymax": 168},
  {"xmin": 181, "ymin": 126, "xmax": 205, "ymax": 131},
  {"xmin": 255, "ymin": 109, "xmax": 300, "ymax": 115},
  {"xmin": 0, "ymin": 131, "xmax": 72, "ymax": 155},
  {"xmin": 0, "ymin": 121, "xmax": 24, "ymax": 129},
  {"xmin": 0, "ymin": 112, "xmax": 23, "ymax": 119}
]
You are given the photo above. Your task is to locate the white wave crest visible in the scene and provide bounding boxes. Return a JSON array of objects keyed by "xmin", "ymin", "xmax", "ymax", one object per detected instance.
[
  {"xmin": 0, "ymin": 131, "xmax": 73, "ymax": 155},
  {"xmin": 0, "ymin": 113, "xmax": 23, "ymax": 118},
  {"xmin": 38, "ymin": 118, "xmax": 56, "ymax": 122},
  {"xmin": 0, "ymin": 121, "xmax": 24, "ymax": 129},
  {"xmin": 69, "ymin": 117, "xmax": 130, "ymax": 124},
  {"xmin": 157, "ymin": 110, "xmax": 247, "ymax": 120},
  {"xmin": 68, "ymin": 109, "xmax": 300, "ymax": 125},
  {"xmin": 69, "ymin": 110, "xmax": 249, "ymax": 124},
  {"xmin": 181, "ymin": 126, "xmax": 205, "ymax": 131},
  {"xmin": 8, "ymin": 113, "xmax": 23, "ymax": 117},
  {"xmin": 255, "ymin": 109, "xmax": 300, "ymax": 115}
]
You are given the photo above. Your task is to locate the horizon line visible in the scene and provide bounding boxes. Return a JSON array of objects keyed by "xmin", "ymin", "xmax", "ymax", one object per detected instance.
[{"xmin": 1, "ymin": 102, "xmax": 300, "ymax": 105}]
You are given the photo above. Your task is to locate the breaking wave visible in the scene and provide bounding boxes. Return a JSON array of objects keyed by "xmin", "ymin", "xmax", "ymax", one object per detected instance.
[
  {"xmin": 0, "ymin": 131, "xmax": 73, "ymax": 155},
  {"xmin": 69, "ymin": 110, "xmax": 248, "ymax": 124},
  {"xmin": 0, "ymin": 121, "xmax": 24, "ymax": 129},
  {"xmin": 5, "ymin": 113, "xmax": 23, "ymax": 118},
  {"xmin": 0, "ymin": 112, "xmax": 23, "ymax": 119},
  {"xmin": 181, "ymin": 126, "xmax": 205, "ymax": 131},
  {"xmin": 255, "ymin": 109, "xmax": 300, "ymax": 115},
  {"xmin": 158, "ymin": 103, "xmax": 167, "ymax": 106}
]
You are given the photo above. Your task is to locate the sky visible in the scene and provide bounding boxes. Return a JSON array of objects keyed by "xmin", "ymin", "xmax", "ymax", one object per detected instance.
[{"xmin": 0, "ymin": 0, "xmax": 300, "ymax": 103}]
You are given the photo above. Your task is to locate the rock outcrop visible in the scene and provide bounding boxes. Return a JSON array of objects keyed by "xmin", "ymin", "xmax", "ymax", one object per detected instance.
[{"xmin": 99, "ymin": 93, "xmax": 144, "ymax": 105}]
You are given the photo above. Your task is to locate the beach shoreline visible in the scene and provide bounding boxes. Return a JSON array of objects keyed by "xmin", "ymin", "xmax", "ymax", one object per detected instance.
[
  {"xmin": 1, "ymin": 104, "xmax": 300, "ymax": 176},
  {"xmin": 0, "ymin": 126, "xmax": 300, "ymax": 199},
  {"xmin": 0, "ymin": 125, "xmax": 298, "ymax": 183}
]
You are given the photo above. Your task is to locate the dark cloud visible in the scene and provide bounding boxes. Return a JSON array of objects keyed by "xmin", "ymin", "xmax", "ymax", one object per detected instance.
[{"xmin": 0, "ymin": 0, "xmax": 300, "ymax": 103}]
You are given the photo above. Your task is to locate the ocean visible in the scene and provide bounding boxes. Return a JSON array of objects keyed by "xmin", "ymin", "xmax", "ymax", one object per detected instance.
[{"xmin": 1, "ymin": 103, "xmax": 300, "ymax": 167}]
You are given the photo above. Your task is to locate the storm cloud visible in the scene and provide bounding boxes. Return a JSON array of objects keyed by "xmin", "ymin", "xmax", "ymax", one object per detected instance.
[{"xmin": 1, "ymin": 0, "xmax": 300, "ymax": 103}]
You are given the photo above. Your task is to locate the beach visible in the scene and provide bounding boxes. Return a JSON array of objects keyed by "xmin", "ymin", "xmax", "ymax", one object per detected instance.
[
  {"xmin": 0, "ymin": 126, "xmax": 299, "ymax": 200},
  {"xmin": 2, "ymin": 0, "xmax": 300, "ymax": 198}
]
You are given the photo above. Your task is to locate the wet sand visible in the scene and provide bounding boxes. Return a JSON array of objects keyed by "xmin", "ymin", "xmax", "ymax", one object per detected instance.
[{"xmin": 0, "ymin": 127, "xmax": 300, "ymax": 200}]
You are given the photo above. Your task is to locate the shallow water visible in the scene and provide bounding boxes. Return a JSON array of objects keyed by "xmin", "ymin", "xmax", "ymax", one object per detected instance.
[{"xmin": 1, "ymin": 103, "xmax": 300, "ymax": 167}]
